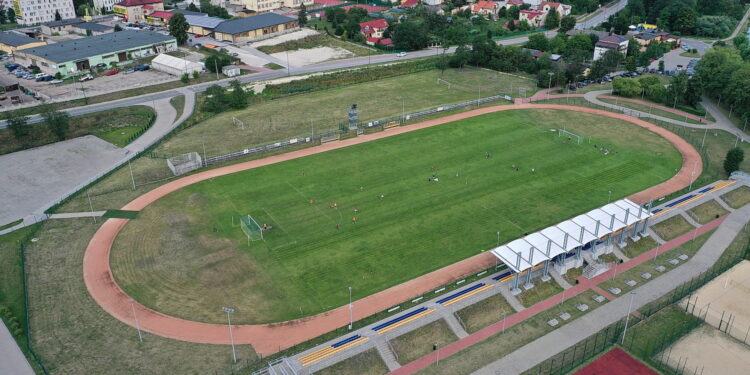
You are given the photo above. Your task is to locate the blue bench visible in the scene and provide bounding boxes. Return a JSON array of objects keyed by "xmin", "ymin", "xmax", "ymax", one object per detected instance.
[
  {"xmin": 331, "ymin": 335, "xmax": 361, "ymax": 348},
  {"xmin": 492, "ymin": 270, "xmax": 513, "ymax": 281},
  {"xmin": 372, "ymin": 307, "xmax": 428, "ymax": 332},
  {"xmin": 665, "ymin": 194, "xmax": 696, "ymax": 208},
  {"xmin": 699, "ymin": 186, "xmax": 714, "ymax": 194},
  {"xmin": 436, "ymin": 283, "xmax": 485, "ymax": 305}
]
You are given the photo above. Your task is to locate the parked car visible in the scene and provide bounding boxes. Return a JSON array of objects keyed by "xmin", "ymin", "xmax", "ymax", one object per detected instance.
[
  {"xmin": 49, "ymin": 79, "xmax": 63, "ymax": 84},
  {"xmin": 5, "ymin": 64, "xmax": 19, "ymax": 71},
  {"xmin": 230, "ymin": 52, "xmax": 239, "ymax": 56},
  {"xmin": 34, "ymin": 72, "xmax": 46, "ymax": 79},
  {"xmin": 134, "ymin": 64, "xmax": 150, "ymax": 71},
  {"xmin": 123, "ymin": 68, "xmax": 135, "ymax": 74},
  {"xmin": 104, "ymin": 69, "xmax": 119, "ymax": 76},
  {"xmin": 397, "ymin": 52, "xmax": 407, "ymax": 57},
  {"xmin": 95, "ymin": 63, "xmax": 107, "ymax": 69},
  {"xmin": 79, "ymin": 74, "xmax": 93, "ymax": 82}
]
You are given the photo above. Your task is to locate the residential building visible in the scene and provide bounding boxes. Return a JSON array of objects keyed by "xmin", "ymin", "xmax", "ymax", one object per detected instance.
[
  {"xmin": 593, "ymin": 34, "xmax": 628, "ymax": 60},
  {"xmin": 113, "ymin": 0, "xmax": 164, "ymax": 23},
  {"xmin": 0, "ymin": 31, "xmax": 45, "ymax": 53},
  {"xmin": 634, "ymin": 32, "xmax": 659, "ymax": 47},
  {"xmin": 470, "ymin": 1, "xmax": 501, "ymax": 19},
  {"xmin": 360, "ymin": 19, "xmax": 388, "ymax": 39},
  {"xmin": 145, "ymin": 10, "xmax": 173, "ymax": 25},
  {"xmin": 94, "ymin": 0, "xmax": 119, "ymax": 12},
  {"xmin": 519, "ymin": 10, "xmax": 545, "ymax": 28},
  {"xmin": 4, "ymin": 0, "xmax": 76, "ymax": 25},
  {"xmin": 423, "ymin": 0, "xmax": 441, "ymax": 5},
  {"xmin": 503, "ymin": 0, "xmax": 524, "ymax": 9},
  {"xmin": 400, "ymin": 0, "xmax": 418, "ymax": 7},
  {"xmin": 226, "ymin": 0, "xmax": 313, "ymax": 14},
  {"xmin": 213, "ymin": 13, "xmax": 298, "ymax": 42},
  {"xmin": 15, "ymin": 30, "xmax": 176, "ymax": 76},
  {"xmin": 539, "ymin": 1, "xmax": 571, "ymax": 17}
]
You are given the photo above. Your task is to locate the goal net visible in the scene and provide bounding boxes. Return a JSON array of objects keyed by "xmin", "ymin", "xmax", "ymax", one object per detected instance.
[
  {"xmin": 167, "ymin": 152, "xmax": 203, "ymax": 176},
  {"xmin": 232, "ymin": 117, "xmax": 246, "ymax": 130},
  {"xmin": 240, "ymin": 215, "xmax": 263, "ymax": 241},
  {"xmin": 559, "ymin": 129, "xmax": 583, "ymax": 144},
  {"xmin": 437, "ymin": 78, "xmax": 452, "ymax": 89}
]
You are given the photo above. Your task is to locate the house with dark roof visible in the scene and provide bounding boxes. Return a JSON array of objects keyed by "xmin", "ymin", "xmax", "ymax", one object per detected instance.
[
  {"xmin": 0, "ymin": 32, "xmax": 46, "ymax": 54},
  {"xmin": 41, "ymin": 18, "xmax": 85, "ymax": 35},
  {"xmin": 184, "ymin": 15, "xmax": 226, "ymax": 36},
  {"xmin": 113, "ymin": 0, "xmax": 165, "ymax": 23},
  {"xmin": 213, "ymin": 13, "xmax": 298, "ymax": 43},
  {"xmin": 73, "ymin": 22, "xmax": 115, "ymax": 36},
  {"xmin": 15, "ymin": 30, "xmax": 176, "ymax": 76},
  {"xmin": 593, "ymin": 34, "xmax": 628, "ymax": 60}
]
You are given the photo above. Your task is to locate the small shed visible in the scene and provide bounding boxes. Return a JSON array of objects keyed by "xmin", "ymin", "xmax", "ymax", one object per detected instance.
[
  {"xmin": 222, "ymin": 65, "xmax": 241, "ymax": 77},
  {"xmin": 151, "ymin": 53, "xmax": 204, "ymax": 76}
]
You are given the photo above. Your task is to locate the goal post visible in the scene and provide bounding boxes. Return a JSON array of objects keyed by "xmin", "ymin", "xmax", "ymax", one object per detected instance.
[
  {"xmin": 240, "ymin": 215, "xmax": 263, "ymax": 242},
  {"xmin": 559, "ymin": 129, "xmax": 583, "ymax": 144},
  {"xmin": 437, "ymin": 78, "xmax": 452, "ymax": 89},
  {"xmin": 232, "ymin": 117, "xmax": 246, "ymax": 130}
]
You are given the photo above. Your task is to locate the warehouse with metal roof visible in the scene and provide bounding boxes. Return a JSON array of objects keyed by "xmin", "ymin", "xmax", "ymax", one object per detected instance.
[
  {"xmin": 185, "ymin": 14, "xmax": 226, "ymax": 36},
  {"xmin": 213, "ymin": 13, "xmax": 298, "ymax": 43},
  {"xmin": 0, "ymin": 32, "xmax": 46, "ymax": 53},
  {"xmin": 15, "ymin": 30, "xmax": 177, "ymax": 76},
  {"xmin": 491, "ymin": 199, "xmax": 652, "ymax": 293}
]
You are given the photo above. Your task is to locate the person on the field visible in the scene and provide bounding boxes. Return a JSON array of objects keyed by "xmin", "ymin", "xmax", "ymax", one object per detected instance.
[{"xmin": 352, "ymin": 217, "xmax": 357, "ymax": 223}]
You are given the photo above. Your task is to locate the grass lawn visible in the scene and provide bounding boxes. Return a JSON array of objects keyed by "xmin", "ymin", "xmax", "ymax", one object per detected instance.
[
  {"xmin": 652, "ymin": 215, "xmax": 696, "ymax": 241},
  {"xmin": 264, "ymin": 63, "xmax": 285, "ymax": 70},
  {"xmin": 687, "ymin": 200, "xmax": 729, "ymax": 224},
  {"xmin": 563, "ymin": 266, "xmax": 583, "ymax": 285},
  {"xmin": 170, "ymin": 94, "xmax": 185, "ymax": 121},
  {"xmin": 23, "ymin": 218, "xmax": 258, "ymax": 374},
  {"xmin": 415, "ymin": 291, "xmax": 605, "ymax": 375},
  {"xmin": 456, "ymin": 294, "xmax": 516, "ymax": 334},
  {"xmin": 599, "ymin": 98, "xmax": 704, "ymax": 124},
  {"xmin": 597, "ymin": 253, "xmax": 620, "ymax": 263},
  {"xmin": 517, "ymin": 280, "xmax": 564, "ymax": 308},
  {"xmin": 0, "ymin": 105, "xmax": 155, "ymax": 154},
  {"xmin": 721, "ymin": 186, "xmax": 750, "ymax": 209},
  {"xmin": 619, "ymin": 236, "xmax": 659, "ymax": 259},
  {"xmin": 0, "ymin": 219, "xmax": 22, "ymax": 231},
  {"xmin": 390, "ymin": 319, "xmax": 458, "ymax": 364},
  {"xmin": 111, "ymin": 109, "xmax": 681, "ymax": 324},
  {"xmin": 679, "ymin": 51, "xmax": 701, "ymax": 58},
  {"xmin": 622, "ymin": 305, "xmax": 701, "ymax": 359},
  {"xmin": 601, "ymin": 231, "xmax": 713, "ymax": 295},
  {"xmin": 155, "ymin": 67, "xmax": 539, "ymax": 158},
  {"xmin": 317, "ymin": 348, "xmax": 389, "ymax": 375},
  {"xmin": 257, "ymin": 34, "xmax": 375, "ymax": 57}
]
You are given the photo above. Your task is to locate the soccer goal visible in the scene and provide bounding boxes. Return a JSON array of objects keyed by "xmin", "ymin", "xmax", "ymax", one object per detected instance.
[
  {"xmin": 240, "ymin": 215, "xmax": 263, "ymax": 243},
  {"xmin": 437, "ymin": 78, "xmax": 452, "ymax": 89},
  {"xmin": 232, "ymin": 117, "xmax": 246, "ymax": 130},
  {"xmin": 559, "ymin": 129, "xmax": 583, "ymax": 144}
]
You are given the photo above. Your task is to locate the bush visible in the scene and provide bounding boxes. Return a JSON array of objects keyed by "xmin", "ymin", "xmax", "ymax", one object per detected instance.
[
  {"xmin": 724, "ymin": 147, "xmax": 745, "ymax": 175},
  {"xmin": 181, "ymin": 73, "xmax": 189, "ymax": 83},
  {"xmin": 612, "ymin": 77, "xmax": 641, "ymax": 97},
  {"xmin": 192, "ymin": 70, "xmax": 200, "ymax": 79}
]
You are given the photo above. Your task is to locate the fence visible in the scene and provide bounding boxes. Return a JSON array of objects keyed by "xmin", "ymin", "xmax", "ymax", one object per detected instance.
[
  {"xmin": 201, "ymin": 94, "xmax": 509, "ymax": 167},
  {"xmin": 522, "ymin": 231, "xmax": 749, "ymax": 375}
]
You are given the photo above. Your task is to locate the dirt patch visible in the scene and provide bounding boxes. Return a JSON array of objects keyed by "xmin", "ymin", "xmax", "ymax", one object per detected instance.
[
  {"xmin": 271, "ymin": 46, "xmax": 354, "ymax": 66},
  {"xmin": 658, "ymin": 324, "xmax": 750, "ymax": 375},
  {"xmin": 251, "ymin": 29, "xmax": 320, "ymax": 47}
]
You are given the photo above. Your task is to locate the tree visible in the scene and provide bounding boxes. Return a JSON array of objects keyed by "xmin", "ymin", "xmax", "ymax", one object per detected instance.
[
  {"xmin": 507, "ymin": 19, "xmax": 516, "ymax": 31},
  {"xmin": 544, "ymin": 8, "xmax": 560, "ymax": 29},
  {"xmin": 0, "ymin": 9, "xmax": 7, "ymax": 25},
  {"xmin": 683, "ymin": 77, "xmax": 702, "ymax": 107},
  {"xmin": 192, "ymin": 70, "xmax": 200, "ymax": 79},
  {"xmin": 625, "ymin": 56, "xmax": 637, "ymax": 72},
  {"xmin": 42, "ymin": 106, "xmax": 70, "ymax": 141},
  {"xmin": 114, "ymin": 24, "xmax": 122, "ymax": 32},
  {"xmin": 392, "ymin": 22, "xmax": 428, "ymax": 51},
  {"xmin": 559, "ymin": 15, "xmax": 576, "ymax": 32},
  {"xmin": 298, "ymin": 3, "xmax": 308, "ymax": 26},
  {"xmin": 54, "ymin": 10, "xmax": 62, "ymax": 21},
  {"xmin": 7, "ymin": 8, "xmax": 16, "ymax": 24},
  {"xmin": 203, "ymin": 85, "xmax": 227, "ymax": 112},
  {"xmin": 508, "ymin": 5, "xmax": 520, "ymax": 20},
  {"xmin": 204, "ymin": 52, "xmax": 232, "ymax": 73},
  {"xmin": 612, "ymin": 77, "xmax": 641, "ymax": 97},
  {"xmin": 525, "ymin": 33, "xmax": 549, "ymax": 51},
  {"xmin": 168, "ymin": 13, "xmax": 189, "ymax": 45},
  {"xmin": 724, "ymin": 147, "xmax": 744, "ymax": 175},
  {"xmin": 517, "ymin": 19, "xmax": 531, "ymax": 31},
  {"xmin": 733, "ymin": 34, "xmax": 748, "ymax": 50},
  {"xmin": 181, "ymin": 73, "xmax": 190, "ymax": 83},
  {"xmin": 658, "ymin": 60, "xmax": 665, "ymax": 73},
  {"xmin": 228, "ymin": 80, "xmax": 248, "ymax": 109},
  {"xmin": 187, "ymin": 3, "xmax": 199, "ymax": 11},
  {"xmin": 674, "ymin": 7, "xmax": 697, "ymax": 35},
  {"xmin": 5, "ymin": 111, "xmax": 29, "ymax": 141},
  {"xmin": 498, "ymin": 7, "xmax": 507, "ymax": 18}
]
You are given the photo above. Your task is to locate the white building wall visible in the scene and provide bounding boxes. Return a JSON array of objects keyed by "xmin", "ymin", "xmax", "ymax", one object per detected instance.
[
  {"xmin": 2, "ymin": 0, "xmax": 76, "ymax": 25},
  {"xmin": 93, "ymin": 0, "xmax": 119, "ymax": 12}
]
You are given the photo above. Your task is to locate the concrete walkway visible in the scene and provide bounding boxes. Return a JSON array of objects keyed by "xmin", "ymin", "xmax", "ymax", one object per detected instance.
[
  {"xmin": 0, "ymin": 321, "xmax": 35, "ymax": 375},
  {"xmin": 472, "ymin": 205, "xmax": 750, "ymax": 375},
  {"xmin": 48, "ymin": 211, "xmax": 107, "ymax": 219}
]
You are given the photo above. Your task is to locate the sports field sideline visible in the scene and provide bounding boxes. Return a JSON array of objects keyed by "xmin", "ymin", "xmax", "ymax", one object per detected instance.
[{"xmin": 111, "ymin": 108, "xmax": 681, "ymax": 324}]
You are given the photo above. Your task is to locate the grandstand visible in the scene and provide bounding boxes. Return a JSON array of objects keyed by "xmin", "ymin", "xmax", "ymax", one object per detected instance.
[{"xmin": 491, "ymin": 199, "xmax": 652, "ymax": 294}]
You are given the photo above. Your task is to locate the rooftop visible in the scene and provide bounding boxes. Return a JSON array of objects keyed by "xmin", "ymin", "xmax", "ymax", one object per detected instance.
[
  {"xmin": 0, "ymin": 32, "xmax": 42, "ymax": 47},
  {"xmin": 169, "ymin": 9, "xmax": 207, "ymax": 17},
  {"xmin": 185, "ymin": 14, "xmax": 225, "ymax": 29},
  {"xmin": 17, "ymin": 30, "xmax": 175, "ymax": 64},
  {"xmin": 520, "ymin": 10, "xmax": 545, "ymax": 18},
  {"xmin": 115, "ymin": 0, "xmax": 163, "ymax": 6},
  {"xmin": 44, "ymin": 18, "xmax": 84, "ymax": 27},
  {"xmin": 213, "ymin": 13, "xmax": 296, "ymax": 34},
  {"xmin": 74, "ymin": 22, "xmax": 113, "ymax": 32},
  {"xmin": 148, "ymin": 11, "xmax": 174, "ymax": 19}
]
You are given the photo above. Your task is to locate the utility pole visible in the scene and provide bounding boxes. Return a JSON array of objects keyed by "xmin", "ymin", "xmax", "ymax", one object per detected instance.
[
  {"xmin": 221, "ymin": 307, "xmax": 237, "ymax": 363},
  {"xmin": 621, "ymin": 292, "xmax": 637, "ymax": 344},
  {"xmin": 130, "ymin": 299, "xmax": 143, "ymax": 342},
  {"xmin": 348, "ymin": 286, "xmax": 353, "ymax": 330}
]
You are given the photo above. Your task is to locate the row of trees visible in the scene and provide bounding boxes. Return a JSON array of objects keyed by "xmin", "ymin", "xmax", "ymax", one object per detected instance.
[
  {"xmin": 695, "ymin": 47, "xmax": 750, "ymax": 126},
  {"xmin": 187, "ymin": 0, "xmax": 231, "ymax": 19},
  {"xmin": 611, "ymin": 73, "xmax": 700, "ymax": 107}
]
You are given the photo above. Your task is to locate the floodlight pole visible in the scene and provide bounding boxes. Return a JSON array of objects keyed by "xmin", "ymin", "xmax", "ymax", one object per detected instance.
[
  {"xmin": 86, "ymin": 191, "xmax": 96, "ymax": 223},
  {"xmin": 130, "ymin": 299, "xmax": 143, "ymax": 342},
  {"xmin": 547, "ymin": 72, "xmax": 554, "ymax": 100},
  {"xmin": 222, "ymin": 307, "xmax": 237, "ymax": 363},
  {"xmin": 621, "ymin": 292, "xmax": 636, "ymax": 344},
  {"xmin": 607, "ymin": 190, "xmax": 612, "ymax": 204},
  {"xmin": 688, "ymin": 160, "xmax": 697, "ymax": 191},
  {"xmin": 348, "ymin": 286, "xmax": 353, "ymax": 330}
]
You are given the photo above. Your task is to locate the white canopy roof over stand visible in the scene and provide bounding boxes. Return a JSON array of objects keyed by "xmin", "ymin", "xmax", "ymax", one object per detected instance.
[{"xmin": 490, "ymin": 199, "xmax": 651, "ymax": 273}]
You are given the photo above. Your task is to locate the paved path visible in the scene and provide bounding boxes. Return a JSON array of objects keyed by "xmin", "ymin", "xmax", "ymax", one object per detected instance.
[
  {"xmin": 0, "ymin": 320, "xmax": 35, "ymax": 375},
  {"xmin": 471, "ymin": 205, "xmax": 750, "ymax": 375},
  {"xmin": 49, "ymin": 211, "xmax": 107, "ymax": 219},
  {"xmin": 81, "ymin": 104, "xmax": 701, "ymax": 356},
  {"xmin": 721, "ymin": 6, "xmax": 750, "ymax": 42}
]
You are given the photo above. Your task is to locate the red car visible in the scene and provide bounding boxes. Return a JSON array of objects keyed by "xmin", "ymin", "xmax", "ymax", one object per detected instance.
[{"xmin": 104, "ymin": 69, "xmax": 119, "ymax": 76}]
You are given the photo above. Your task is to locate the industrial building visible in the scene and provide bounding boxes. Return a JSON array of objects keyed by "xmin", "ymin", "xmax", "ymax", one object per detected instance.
[
  {"xmin": 0, "ymin": 32, "xmax": 45, "ymax": 53},
  {"xmin": 15, "ymin": 30, "xmax": 176, "ymax": 76},
  {"xmin": 213, "ymin": 13, "xmax": 298, "ymax": 43}
]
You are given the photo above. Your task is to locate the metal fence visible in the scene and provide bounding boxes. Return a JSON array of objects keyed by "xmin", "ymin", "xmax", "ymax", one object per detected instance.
[{"xmin": 203, "ymin": 94, "xmax": 510, "ymax": 167}]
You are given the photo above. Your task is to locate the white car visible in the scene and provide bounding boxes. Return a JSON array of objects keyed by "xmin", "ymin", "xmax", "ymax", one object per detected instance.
[{"xmin": 397, "ymin": 52, "xmax": 407, "ymax": 57}]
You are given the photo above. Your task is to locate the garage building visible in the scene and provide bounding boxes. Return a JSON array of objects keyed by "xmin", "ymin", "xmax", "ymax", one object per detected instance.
[
  {"xmin": 151, "ymin": 53, "xmax": 204, "ymax": 76},
  {"xmin": 213, "ymin": 13, "xmax": 298, "ymax": 43},
  {"xmin": 15, "ymin": 30, "xmax": 177, "ymax": 76}
]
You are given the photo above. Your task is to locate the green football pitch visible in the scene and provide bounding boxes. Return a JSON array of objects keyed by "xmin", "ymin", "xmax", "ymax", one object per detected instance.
[{"xmin": 111, "ymin": 109, "xmax": 681, "ymax": 324}]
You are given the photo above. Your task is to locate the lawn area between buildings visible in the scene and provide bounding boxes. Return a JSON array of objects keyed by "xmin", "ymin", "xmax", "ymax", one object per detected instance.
[
  {"xmin": 619, "ymin": 236, "xmax": 659, "ymax": 259},
  {"xmin": 456, "ymin": 294, "xmax": 516, "ymax": 334},
  {"xmin": 0, "ymin": 105, "xmax": 155, "ymax": 154},
  {"xmin": 316, "ymin": 348, "xmax": 389, "ymax": 375},
  {"xmin": 686, "ymin": 200, "xmax": 730, "ymax": 224},
  {"xmin": 109, "ymin": 109, "xmax": 680, "ymax": 324},
  {"xmin": 390, "ymin": 319, "xmax": 458, "ymax": 365},
  {"xmin": 652, "ymin": 215, "xmax": 696, "ymax": 241},
  {"xmin": 517, "ymin": 279, "xmax": 565, "ymax": 308},
  {"xmin": 721, "ymin": 185, "xmax": 750, "ymax": 209}
]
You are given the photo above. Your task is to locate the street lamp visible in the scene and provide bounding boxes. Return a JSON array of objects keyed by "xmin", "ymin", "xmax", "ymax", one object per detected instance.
[
  {"xmin": 348, "ymin": 286, "xmax": 353, "ymax": 330},
  {"xmin": 221, "ymin": 307, "xmax": 237, "ymax": 363},
  {"xmin": 496, "ymin": 231, "xmax": 501, "ymax": 247},
  {"xmin": 547, "ymin": 72, "xmax": 554, "ymax": 100},
  {"xmin": 607, "ymin": 190, "xmax": 612, "ymax": 204},
  {"xmin": 130, "ymin": 299, "xmax": 143, "ymax": 343},
  {"xmin": 621, "ymin": 292, "xmax": 637, "ymax": 344}
]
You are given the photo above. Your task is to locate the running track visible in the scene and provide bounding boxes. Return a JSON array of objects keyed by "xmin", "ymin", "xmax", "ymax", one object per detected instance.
[{"xmin": 83, "ymin": 104, "xmax": 701, "ymax": 355}]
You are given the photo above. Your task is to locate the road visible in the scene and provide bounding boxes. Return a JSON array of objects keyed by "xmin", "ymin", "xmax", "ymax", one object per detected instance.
[{"xmin": 575, "ymin": 0, "xmax": 628, "ymax": 30}]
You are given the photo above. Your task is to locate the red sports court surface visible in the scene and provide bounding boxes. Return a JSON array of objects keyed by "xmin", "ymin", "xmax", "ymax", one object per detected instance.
[{"xmin": 575, "ymin": 348, "xmax": 657, "ymax": 375}]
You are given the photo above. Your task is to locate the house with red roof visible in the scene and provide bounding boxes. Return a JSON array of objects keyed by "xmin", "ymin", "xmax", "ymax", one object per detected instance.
[
  {"xmin": 539, "ymin": 1, "xmax": 571, "ymax": 17},
  {"xmin": 401, "ymin": 0, "xmax": 419, "ymax": 8},
  {"xmin": 145, "ymin": 11, "xmax": 174, "ymax": 25},
  {"xmin": 366, "ymin": 36, "xmax": 393, "ymax": 47},
  {"xmin": 470, "ymin": 1, "xmax": 501, "ymax": 18},
  {"xmin": 113, "ymin": 0, "xmax": 164, "ymax": 23},
  {"xmin": 503, "ymin": 0, "xmax": 524, "ymax": 9},
  {"xmin": 519, "ymin": 9, "xmax": 545, "ymax": 28},
  {"xmin": 360, "ymin": 19, "xmax": 389, "ymax": 39}
]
